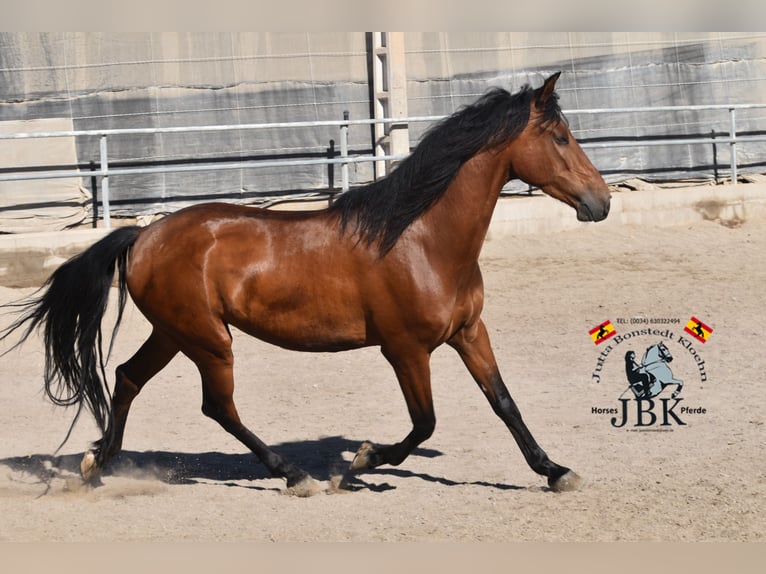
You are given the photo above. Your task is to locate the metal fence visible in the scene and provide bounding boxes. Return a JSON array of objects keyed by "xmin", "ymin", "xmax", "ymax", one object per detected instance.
[{"xmin": 2, "ymin": 103, "xmax": 766, "ymax": 229}]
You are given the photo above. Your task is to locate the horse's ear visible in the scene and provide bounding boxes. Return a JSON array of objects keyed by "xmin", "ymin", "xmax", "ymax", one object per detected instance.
[{"xmin": 535, "ymin": 71, "xmax": 561, "ymax": 109}]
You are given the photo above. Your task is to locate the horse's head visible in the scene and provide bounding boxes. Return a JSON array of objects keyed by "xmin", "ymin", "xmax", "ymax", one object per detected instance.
[
  {"xmin": 657, "ymin": 341, "xmax": 673, "ymax": 363},
  {"xmin": 506, "ymin": 72, "xmax": 611, "ymax": 222}
]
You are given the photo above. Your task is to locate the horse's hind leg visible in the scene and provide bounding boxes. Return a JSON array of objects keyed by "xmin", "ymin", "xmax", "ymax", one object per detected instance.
[
  {"xmin": 351, "ymin": 345, "xmax": 435, "ymax": 471},
  {"xmin": 81, "ymin": 329, "xmax": 179, "ymax": 481},
  {"xmin": 448, "ymin": 319, "xmax": 583, "ymax": 492},
  {"xmin": 193, "ymin": 351, "xmax": 321, "ymax": 497}
]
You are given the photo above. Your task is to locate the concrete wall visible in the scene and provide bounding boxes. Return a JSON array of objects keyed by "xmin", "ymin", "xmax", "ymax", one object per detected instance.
[
  {"xmin": 486, "ymin": 182, "xmax": 766, "ymax": 239},
  {"xmin": 1, "ymin": 182, "xmax": 765, "ymax": 287}
]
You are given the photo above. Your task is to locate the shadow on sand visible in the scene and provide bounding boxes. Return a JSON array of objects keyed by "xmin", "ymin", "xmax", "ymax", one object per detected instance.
[{"xmin": 0, "ymin": 435, "xmax": 524, "ymax": 494}]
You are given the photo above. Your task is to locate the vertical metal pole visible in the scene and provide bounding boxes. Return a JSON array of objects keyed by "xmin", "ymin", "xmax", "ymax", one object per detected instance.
[
  {"xmin": 340, "ymin": 111, "xmax": 349, "ymax": 192},
  {"xmin": 370, "ymin": 32, "xmax": 408, "ymax": 179},
  {"xmin": 729, "ymin": 107, "xmax": 738, "ymax": 186},
  {"xmin": 371, "ymin": 32, "xmax": 387, "ymax": 179},
  {"xmin": 99, "ymin": 134, "xmax": 111, "ymax": 228}
]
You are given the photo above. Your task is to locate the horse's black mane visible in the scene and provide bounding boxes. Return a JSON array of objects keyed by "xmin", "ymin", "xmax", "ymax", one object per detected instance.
[{"xmin": 330, "ymin": 80, "xmax": 564, "ymax": 254}]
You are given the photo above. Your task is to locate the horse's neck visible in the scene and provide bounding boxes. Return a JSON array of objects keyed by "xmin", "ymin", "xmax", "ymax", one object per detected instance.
[{"xmin": 421, "ymin": 150, "xmax": 509, "ymax": 265}]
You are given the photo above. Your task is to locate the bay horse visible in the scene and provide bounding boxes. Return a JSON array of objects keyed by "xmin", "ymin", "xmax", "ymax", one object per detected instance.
[{"xmin": 1, "ymin": 72, "xmax": 610, "ymax": 496}]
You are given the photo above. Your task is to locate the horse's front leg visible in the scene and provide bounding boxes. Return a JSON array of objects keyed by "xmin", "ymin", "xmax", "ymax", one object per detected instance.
[
  {"xmin": 350, "ymin": 345, "xmax": 435, "ymax": 471},
  {"xmin": 448, "ymin": 319, "xmax": 583, "ymax": 492}
]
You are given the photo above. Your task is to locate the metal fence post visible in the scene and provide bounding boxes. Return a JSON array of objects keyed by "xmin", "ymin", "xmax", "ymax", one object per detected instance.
[
  {"xmin": 729, "ymin": 107, "xmax": 738, "ymax": 185},
  {"xmin": 99, "ymin": 134, "xmax": 111, "ymax": 228},
  {"xmin": 340, "ymin": 111, "xmax": 349, "ymax": 192}
]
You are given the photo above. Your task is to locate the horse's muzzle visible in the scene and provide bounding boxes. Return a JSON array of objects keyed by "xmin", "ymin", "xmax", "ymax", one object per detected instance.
[{"xmin": 576, "ymin": 192, "xmax": 611, "ymax": 222}]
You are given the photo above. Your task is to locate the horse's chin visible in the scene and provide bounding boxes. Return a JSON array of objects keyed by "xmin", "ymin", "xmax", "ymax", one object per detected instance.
[{"xmin": 576, "ymin": 206, "xmax": 593, "ymax": 221}]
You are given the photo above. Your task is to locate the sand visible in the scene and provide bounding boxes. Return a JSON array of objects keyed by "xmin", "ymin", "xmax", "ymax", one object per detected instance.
[{"xmin": 0, "ymin": 216, "xmax": 764, "ymax": 542}]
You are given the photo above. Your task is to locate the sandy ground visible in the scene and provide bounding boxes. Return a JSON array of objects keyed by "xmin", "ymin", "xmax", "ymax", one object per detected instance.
[{"xmin": 0, "ymin": 216, "xmax": 764, "ymax": 543}]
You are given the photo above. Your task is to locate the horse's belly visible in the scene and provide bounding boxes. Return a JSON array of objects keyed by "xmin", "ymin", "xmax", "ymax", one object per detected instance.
[
  {"xmin": 232, "ymin": 316, "xmax": 369, "ymax": 352},
  {"xmin": 228, "ymin": 289, "xmax": 371, "ymax": 352}
]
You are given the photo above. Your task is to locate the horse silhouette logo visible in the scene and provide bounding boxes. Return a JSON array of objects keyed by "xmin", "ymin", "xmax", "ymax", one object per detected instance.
[
  {"xmin": 589, "ymin": 319, "xmax": 616, "ymax": 345},
  {"xmin": 684, "ymin": 316, "xmax": 713, "ymax": 344},
  {"xmin": 623, "ymin": 341, "xmax": 683, "ymax": 400}
]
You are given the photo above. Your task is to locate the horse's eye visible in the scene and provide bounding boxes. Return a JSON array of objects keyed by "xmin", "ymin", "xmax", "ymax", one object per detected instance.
[{"xmin": 553, "ymin": 134, "xmax": 569, "ymax": 145}]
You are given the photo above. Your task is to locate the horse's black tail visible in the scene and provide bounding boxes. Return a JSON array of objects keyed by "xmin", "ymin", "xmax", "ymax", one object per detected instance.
[{"xmin": 1, "ymin": 226, "xmax": 141, "ymax": 451}]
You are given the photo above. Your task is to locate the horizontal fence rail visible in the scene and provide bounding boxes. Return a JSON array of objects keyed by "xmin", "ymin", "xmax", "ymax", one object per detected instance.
[{"xmin": 2, "ymin": 104, "xmax": 766, "ymax": 228}]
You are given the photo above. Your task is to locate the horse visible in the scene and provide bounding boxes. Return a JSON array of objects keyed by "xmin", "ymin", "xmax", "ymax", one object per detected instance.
[
  {"xmin": 625, "ymin": 342, "xmax": 684, "ymax": 400},
  {"xmin": 1, "ymin": 72, "xmax": 611, "ymax": 496},
  {"xmin": 640, "ymin": 341, "xmax": 684, "ymax": 399}
]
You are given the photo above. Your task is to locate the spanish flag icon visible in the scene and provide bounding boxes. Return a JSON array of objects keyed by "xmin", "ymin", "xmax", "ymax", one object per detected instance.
[
  {"xmin": 684, "ymin": 316, "xmax": 713, "ymax": 343},
  {"xmin": 589, "ymin": 320, "xmax": 617, "ymax": 345}
]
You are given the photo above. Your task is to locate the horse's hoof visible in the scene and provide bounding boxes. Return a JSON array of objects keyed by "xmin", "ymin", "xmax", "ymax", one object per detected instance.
[
  {"xmin": 286, "ymin": 475, "xmax": 323, "ymax": 498},
  {"xmin": 350, "ymin": 441, "xmax": 376, "ymax": 471},
  {"xmin": 550, "ymin": 469, "xmax": 584, "ymax": 492},
  {"xmin": 80, "ymin": 450, "xmax": 99, "ymax": 482}
]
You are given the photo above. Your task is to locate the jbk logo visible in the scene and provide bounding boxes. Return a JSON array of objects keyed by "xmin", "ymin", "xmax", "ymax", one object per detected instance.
[
  {"xmin": 607, "ymin": 397, "xmax": 712, "ymax": 429},
  {"xmin": 588, "ymin": 317, "xmax": 712, "ymax": 430}
]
